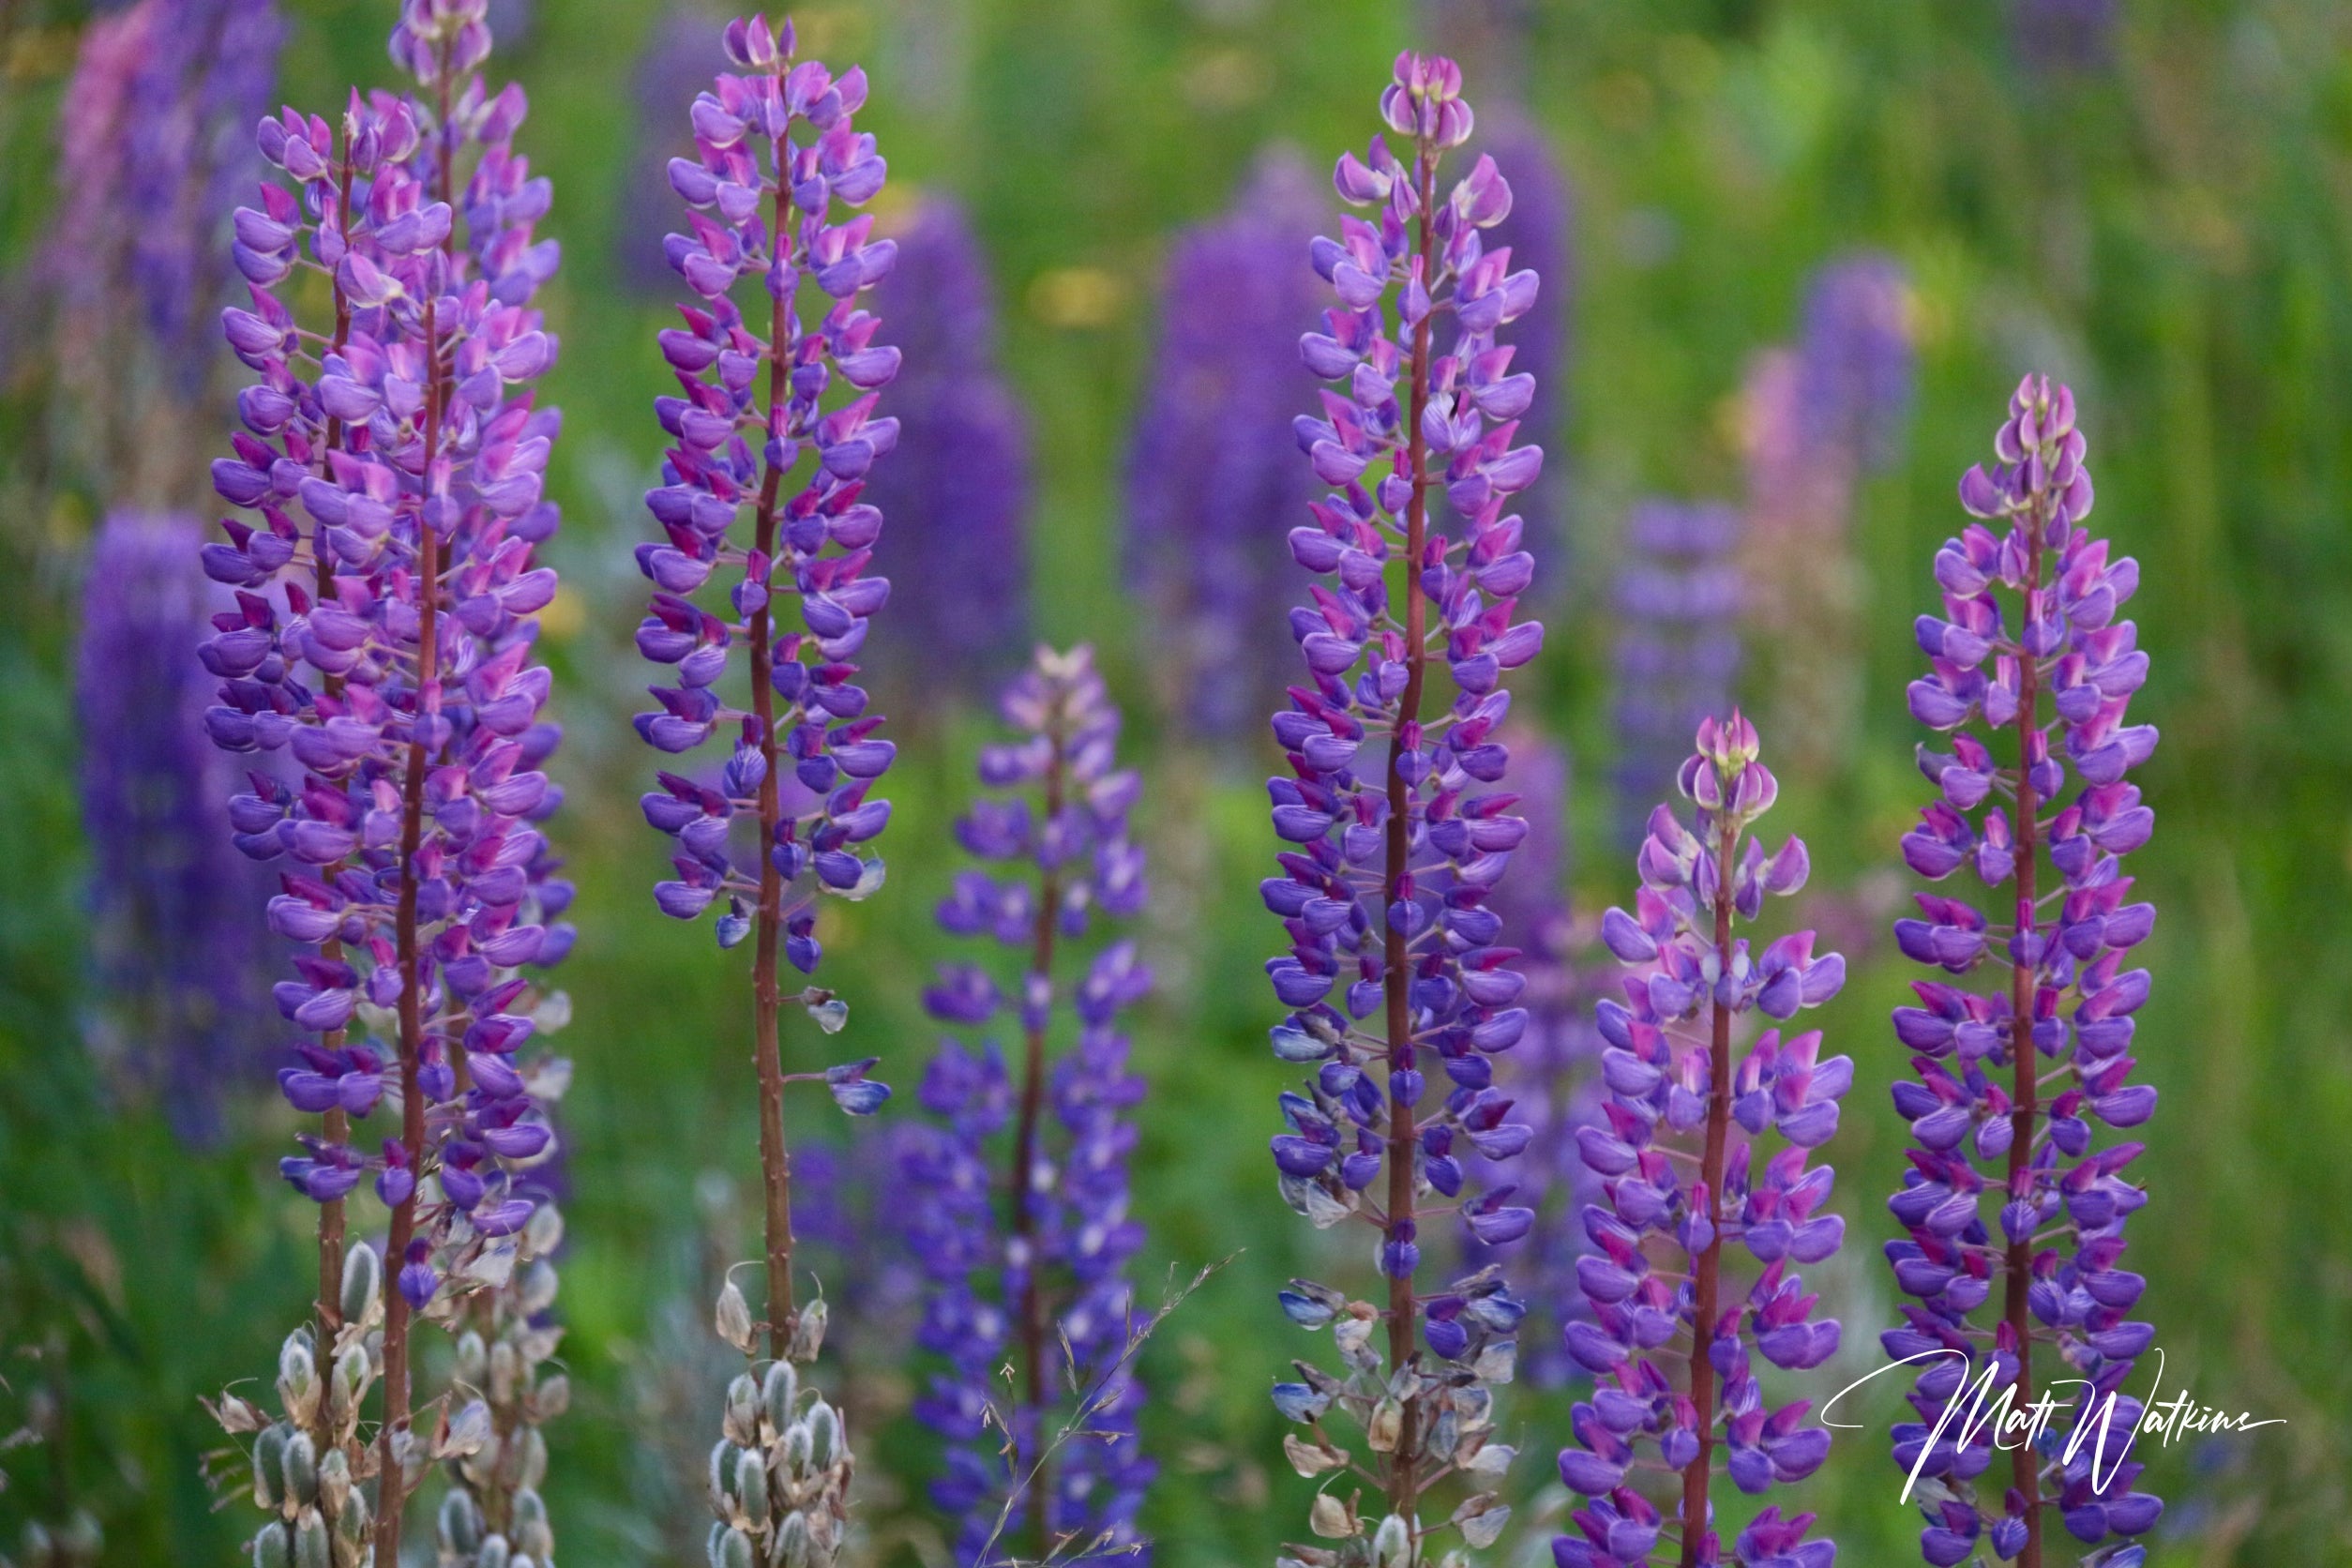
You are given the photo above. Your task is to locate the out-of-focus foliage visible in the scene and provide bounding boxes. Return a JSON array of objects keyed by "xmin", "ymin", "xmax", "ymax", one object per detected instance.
[{"xmin": 2, "ymin": 1, "xmax": 2347, "ymax": 1564}]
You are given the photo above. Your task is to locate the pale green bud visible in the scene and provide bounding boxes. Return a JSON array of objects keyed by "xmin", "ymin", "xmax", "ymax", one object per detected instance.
[
  {"xmin": 804, "ymin": 1400, "xmax": 840, "ymax": 1471},
  {"xmin": 724, "ymin": 1373, "xmax": 761, "ymax": 1444},
  {"xmin": 455, "ymin": 1330, "xmax": 490, "ymax": 1387},
  {"xmin": 716, "ymin": 1526, "xmax": 755, "ymax": 1568},
  {"xmin": 518, "ymin": 1259, "xmax": 559, "ymax": 1318},
  {"xmin": 490, "ymin": 1339, "xmax": 521, "ymax": 1403},
  {"xmin": 760, "ymin": 1362, "xmax": 797, "ymax": 1433},
  {"xmin": 477, "ymin": 1533, "xmax": 512, "ymax": 1568},
  {"xmin": 293, "ymin": 1507, "xmax": 330, "ymax": 1568},
  {"xmin": 779, "ymin": 1420, "xmax": 813, "ymax": 1480},
  {"xmin": 708, "ymin": 1440, "xmax": 741, "ymax": 1508},
  {"xmin": 772, "ymin": 1512, "xmax": 811, "ymax": 1568},
  {"xmin": 20, "ymin": 1521, "xmax": 53, "ymax": 1568},
  {"xmin": 511, "ymin": 1488, "xmax": 553, "ymax": 1560},
  {"xmin": 315, "ymin": 1447, "xmax": 352, "ymax": 1515},
  {"xmin": 278, "ymin": 1335, "xmax": 321, "ymax": 1428},
  {"xmin": 281, "ymin": 1431, "xmax": 319, "ymax": 1508},
  {"xmin": 734, "ymin": 1445, "xmax": 769, "ymax": 1522},
  {"xmin": 1370, "ymin": 1514, "xmax": 1410, "ymax": 1568},
  {"xmin": 252, "ymin": 1424, "xmax": 290, "ymax": 1512},
  {"xmin": 516, "ymin": 1425, "xmax": 549, "ymax": 1492},
  {"xmin": 251, "ymin": 1523, "xmax": 294, "ymax": 1568},
  {"xmin": 340, "ymin": 1244, "xmax": 383, "ymax": 1331},
  {"xmin": 55, "ymin": 1514, "xmax": 100, "ymax": 1568},
  {"xmin": 439, "ymin": 1489, "xmax": 485, "ymax": 1555}
]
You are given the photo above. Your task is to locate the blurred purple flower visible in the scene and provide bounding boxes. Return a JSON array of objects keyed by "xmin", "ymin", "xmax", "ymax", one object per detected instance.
[
  {"xmin": 1611, "ymin": 499, "xmax": 1741, "ymax": 848},
  {"xmin": 1125, "ymin": 150, "xmax": 1329, "ymax": 742},
  {"xmin": 615, "ymin": 8, "xmax": 729, "ymax": 294},
  {"xmin": 903, "ymin": 646, "xmax": 1153, "ymax": 1565},
  {"xmin": 862, "ymin": 197, "xmax": 1033, "ymax": 701},
  {"xmin": 2013, "ymin": 0, "xmax": 2118, "ymax": 74},
  {"xmin": 77, "ymin": 511, "xmax": 275, "ymax": 1145},
  {"xmin": 1472, "ymin": 113, "xmax": 1573, "ymax": 562}
]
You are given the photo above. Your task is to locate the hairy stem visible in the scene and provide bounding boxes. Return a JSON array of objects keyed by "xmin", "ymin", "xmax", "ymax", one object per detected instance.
[
  {"xmin": 1010, "ymin": 713, "xmax": 1069, "ymax": 1561},
  {"xmin": 1379, "ymin": 143, "xmax": 1440, "ymax": 1534},
  {"xmin": 749, "ymin": 173, "xmax": 797, "ymax": 1360},
  {"xmin": 1680, "ymin": 816, "xmax": 1739, "ymax": 1566},
  {"xmin": 2007, "ymin": 522, "xmax": 2047, "ymax": 1567}
]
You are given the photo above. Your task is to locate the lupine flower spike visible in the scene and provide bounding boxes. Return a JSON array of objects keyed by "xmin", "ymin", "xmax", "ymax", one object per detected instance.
[
  {"xmin": 1262, "ymin": 51, "xmax": 1545, "ymax": 1568},
  {"xmin": 201, "ymin": 0, "xmax": 568, "ymax": 1560},
  {"xmin": 901, "ymin": 644, "xmax": 1153, "ymax": 1564},
  {"xmin": 630, "ymin": 14, "xmax": 900, "ymax": 1568},
  {"xmin": 1553, "ymin": 715, "xmax": 1847, "ymax": 1568},
  {"xmin": 78, "ymin": 511, "xmax": 276, "ymax": 1146},
  {"xmin": 1126, "ymin": 150, "xmax": 1328, "ymax": 742},
  {"xmin": 1888, "ymin": 377, "xmax": 2161, "ymax": 1568}
]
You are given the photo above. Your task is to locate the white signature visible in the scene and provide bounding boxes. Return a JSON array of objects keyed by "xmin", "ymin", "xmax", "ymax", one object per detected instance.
[{"xmin": 1819, "ymin": 1347, "xmax": 2284, "ymax": 1503}]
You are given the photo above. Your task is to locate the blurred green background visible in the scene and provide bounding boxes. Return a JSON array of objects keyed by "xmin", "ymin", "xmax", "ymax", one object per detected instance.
[{"xmin": 4, "ymin": 0, "xmax": 2350, "ymax": 1562}]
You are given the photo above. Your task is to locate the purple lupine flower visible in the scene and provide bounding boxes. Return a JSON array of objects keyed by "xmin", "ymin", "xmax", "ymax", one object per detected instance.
[
  {"xmin": 1553, "ymin": 714, "xmax": 1847, "ymax": 1568},
  {"xmin": 1887, "ymin": 377, "xmax": 2161, "ymax": 1567},
  {"xmin": 902, "ymin": 645, "xmax": 1153, "ymax": 1566},
  {"xmin": 1470, "ymin": 113, "xmax": 1572, "ymax": 563},
  {"xmin": 1611, "ymin": 499, "xmax": 1741, "ymax": 848},
  {"xmin": 1262, "ymin": 52, "xmax": 1543, "ymax": 1563},
  {"xmin": 862, "ymin": 197, "xmax": 1033, "ymax": 702},
  {"xmin": 1125, "ymin": 150, "xmax": 1329, "ymax": 742},
  {"xmin": 76, "ymin": 511, "xmax": 276, "ymax": 1145},
  {"xmin": 42, "ymin": 0, "xmax": 283, "ymax": 448},
  {"xmin": 1463, "ymin": 728, "xmax": 1605, "ymax": 1389},
  {"xmin": 200, "ymin": 2, "xmax": 566, "ymax": 1558},
  {"xmin": 630, "ymin": 17, "xmax": 899, "ymax": 1566}
]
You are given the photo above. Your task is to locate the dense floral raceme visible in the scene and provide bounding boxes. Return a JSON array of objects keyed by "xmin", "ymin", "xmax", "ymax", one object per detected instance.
[
  {"xmin": 1461, "ymin": 730, "xmax": 1604, "ymax": 1390},
  {"xmin": 630, "ymin": 15, "xmax": 901, "ymax": 1568},
  {"xmin": 1887, "ymin": 377, "xmax": 2162, "ymax": 1568},
  {"xmin": 433, "ymin": 1199, "xmax": 570, "ymax": 1568},
  {"xmin": 899, "ymin": 644, "xmax": 1153, "ymax": 1565},
  {"xmin": 77, "ymin": 511, "xmax": 277, "ymax": 1145},
  {"xmin": 1611, "ymin": 500, "xmax": 1741, "ymax": 848},
  {"xmin": 1262, "ymin": 51, "xmax": 1544, "ymax": 1568},
  {"xmin": 1554, "ymin": 715, "xmax": 1847, "ymax": 1568},
  {"xmin": 199, "ymin": 0, "xmax": 570, "ymax": 1558},
  {"xmin": 1126, "ymin": 150, "xmax": 1330, "ymax": 742},
  {"xmin": 862, "ymin": 196, "xmax": 1033, "ymax": 702}
]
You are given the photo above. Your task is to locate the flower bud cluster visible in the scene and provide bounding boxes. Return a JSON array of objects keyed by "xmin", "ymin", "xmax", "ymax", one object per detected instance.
[
  {"xmin": 899, "ymin": 645, "xmax": 1153, "ymax": 1564},
  {"xmin": 1554, "ymin": 716, "xmax": 1847, "ymax": 1568},
  {"xmin": 704, "ymin": 1359, "xmax": 856, "ymax": 1568},
  {"xmin": 433, "ymin": 1200, "xmax": 570, "ymax": 1568},
  {"xmin": 1887, "ymin": 377, "xmax": 2162, "ymax": 1565},
  {"xmin": 207, "ymin": 1244, "xmax": 387, "ymax": 1568}
]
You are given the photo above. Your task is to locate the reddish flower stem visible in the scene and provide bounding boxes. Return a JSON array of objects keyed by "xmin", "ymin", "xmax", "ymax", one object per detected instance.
[
  {"xmin": 1378, "ymin": 142, "xmax": 1440, "ymax": 1531},
  {"xmin": 1010, "ymin": 718, "xmax": 1068, "ymax": 1561},
  {"xmin": 2006, "ymin": 524, "xmax": 2047, "ymax": 1567},
  {"xmin": 1679, "ymin": 815, "xmax": 1740, "ymax": 1566},
  {"xmin": 374, "ymin": 290, "xmax": 441, "ymax": 1568},
  {"xmin": 748, "ymin": 171, "xmax": 797, "ymax": 1360}
]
